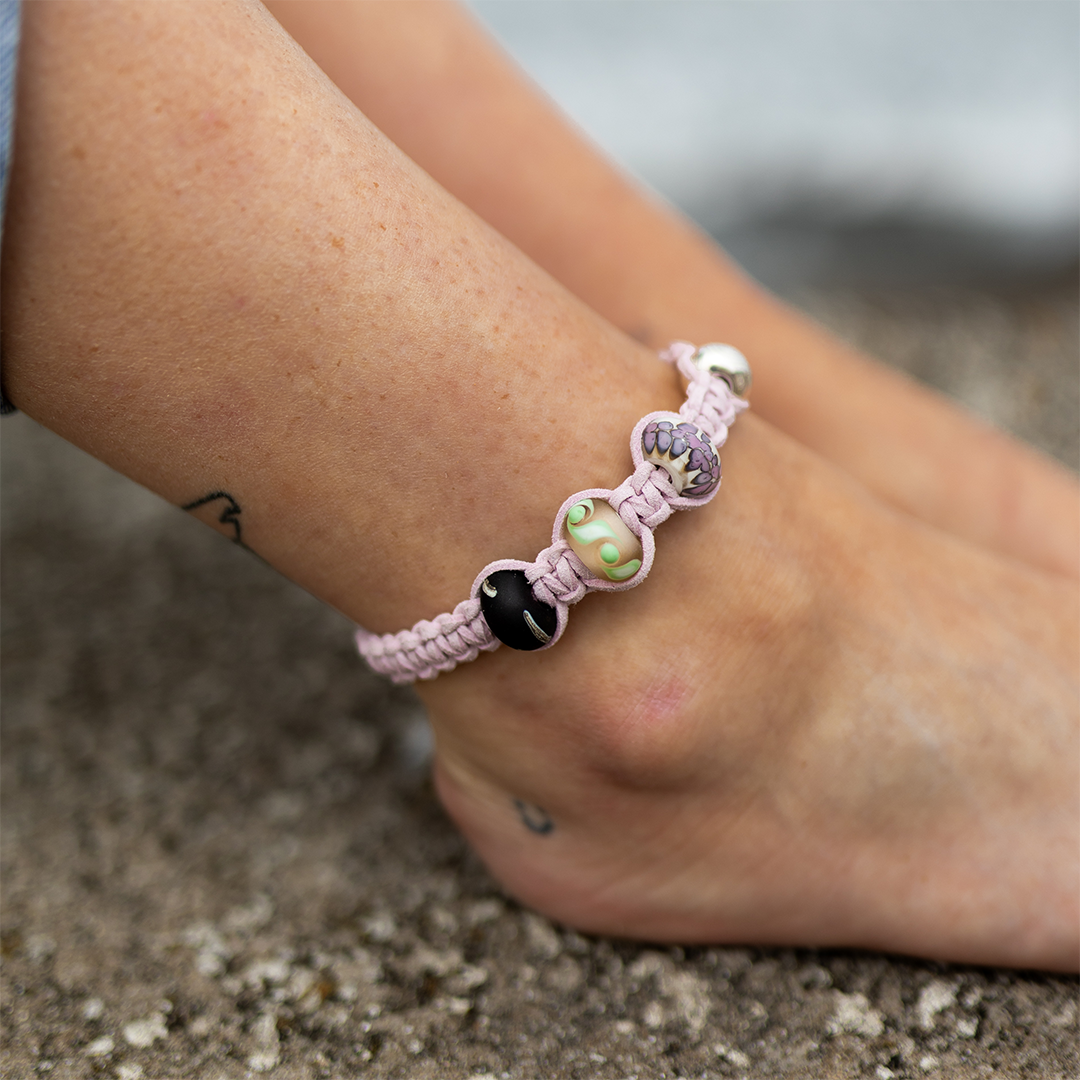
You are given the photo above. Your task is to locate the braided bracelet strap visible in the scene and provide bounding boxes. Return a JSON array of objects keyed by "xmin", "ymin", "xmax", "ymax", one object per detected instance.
[{"xmin": 356, "ymin": 342, "xmax": 751, "ymax": 683}]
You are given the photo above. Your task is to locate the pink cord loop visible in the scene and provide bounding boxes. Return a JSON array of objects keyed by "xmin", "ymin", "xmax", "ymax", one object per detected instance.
[{"xmin": 355, "ymin": 343, "xmax": 750, "ymax": 682}]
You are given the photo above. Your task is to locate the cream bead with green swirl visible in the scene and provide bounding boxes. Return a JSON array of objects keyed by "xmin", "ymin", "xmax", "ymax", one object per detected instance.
[{"xmin": 563, "ymin": 498, "xmax": 643, "ymax": 582}]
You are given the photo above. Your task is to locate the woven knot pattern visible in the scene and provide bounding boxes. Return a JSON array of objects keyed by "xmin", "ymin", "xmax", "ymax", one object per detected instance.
[
  {"xmin": 682, "ymin": 377, "xmax": 744, "ymax": 441},
  {"xmin": 661, "ymin": 339, "xmax": 747, "ymax": 443},
  {"xmin": 356, "ymin": 596, "xmax": 495, "ymax": 683},
  {"xmin": 609, "ymin": 462, "xmax": 677, "ymax": 532},
  {"xmin": 525, "ymin": 542, "xmax": 590, "ymax": 607}
]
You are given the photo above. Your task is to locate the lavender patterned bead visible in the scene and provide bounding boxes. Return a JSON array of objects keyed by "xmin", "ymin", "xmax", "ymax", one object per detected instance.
[{"xmin": 642, "ymin": 416, "xmax": 721, "ymax": 498}]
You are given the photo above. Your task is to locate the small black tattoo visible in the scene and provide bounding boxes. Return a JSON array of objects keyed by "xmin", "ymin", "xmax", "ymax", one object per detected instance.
[
  {"xmin": 514, "ymin": 799, "xmax": 554, "ymax": 836},
  {"xmin": 181, "ymin": 491, "xmax": 249, "ymax": 549}
]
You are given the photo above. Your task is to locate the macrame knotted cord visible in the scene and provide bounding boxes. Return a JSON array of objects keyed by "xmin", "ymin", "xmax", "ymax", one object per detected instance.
[{"xmin": 356, "ymin": 344, "xmax": 748, "ymax": 682}]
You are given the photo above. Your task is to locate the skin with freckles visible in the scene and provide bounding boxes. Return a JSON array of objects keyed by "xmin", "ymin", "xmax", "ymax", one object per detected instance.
[
  {"xmin": 1, "ymin": 1, "xmax": 1076, "ymax": 971},
  {"xmin": 267, "ymin": 0, "xmax": 1080, "ymax": 582}
]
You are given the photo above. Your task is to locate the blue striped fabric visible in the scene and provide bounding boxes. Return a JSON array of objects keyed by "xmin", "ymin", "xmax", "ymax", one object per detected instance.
[{"xmin": 0, "ymin": 0, "xmax": 19, "ymax": 413}]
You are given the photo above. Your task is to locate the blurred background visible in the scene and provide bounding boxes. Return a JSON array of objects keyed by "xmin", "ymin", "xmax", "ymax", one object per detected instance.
[{"xmin": 470, "ymin": 0, "xmax": 1079, "ymax": 291}]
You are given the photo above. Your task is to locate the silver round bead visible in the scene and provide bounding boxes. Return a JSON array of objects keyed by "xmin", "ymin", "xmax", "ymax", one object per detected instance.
[{"xmin": 692, "ymin": 343, "xmax": 752, "ymax": 397}]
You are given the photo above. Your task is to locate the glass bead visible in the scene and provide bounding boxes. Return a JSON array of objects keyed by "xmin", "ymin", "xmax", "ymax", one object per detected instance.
[
  {"xmin": 563, "ymin": 498, "xmax": 643, "ymax": 582},
  {"xmin": 479, "ymin": 570, "xmax": 558, "ymax": 651},
  {"xmin": 641, "ymin": 415, "xmax": 721, "ymax": 498}
]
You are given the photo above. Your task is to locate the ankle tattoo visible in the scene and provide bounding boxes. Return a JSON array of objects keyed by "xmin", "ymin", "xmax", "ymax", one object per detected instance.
[{"xmin": 514, "ymin": 800, "xmax": 555, "ymax": 836}]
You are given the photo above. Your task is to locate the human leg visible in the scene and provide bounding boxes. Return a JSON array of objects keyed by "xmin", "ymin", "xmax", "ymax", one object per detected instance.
[
  {"xmin": 266, "ymin": 0, "xmax": 1080, "ymax": 580},
  {"xmin": 1, "ymin": 0, "xmax": 673, "ymax": 633}
]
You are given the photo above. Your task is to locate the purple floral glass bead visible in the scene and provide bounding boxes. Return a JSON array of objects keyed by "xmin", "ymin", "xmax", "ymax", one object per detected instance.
[{"xmin": 641, "ymin": 415, "xmax": 720, "ymax": 498}]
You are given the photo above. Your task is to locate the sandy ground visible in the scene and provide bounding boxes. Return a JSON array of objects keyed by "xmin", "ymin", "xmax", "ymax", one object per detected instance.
[{"xmin": 2, "ymin": 282, "xmax": 1078, "ymax": 1079}]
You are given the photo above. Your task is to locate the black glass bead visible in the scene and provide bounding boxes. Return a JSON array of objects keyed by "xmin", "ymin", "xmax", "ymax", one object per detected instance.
[{"xmin": 479, "ymin": 570, "xmax": 558, "ymax": 651}]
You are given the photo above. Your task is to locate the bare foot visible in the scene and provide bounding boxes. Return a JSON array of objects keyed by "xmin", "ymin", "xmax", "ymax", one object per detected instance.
[{"xmin": 419, "ymin": 415, "xmax": 1079, "ymax": 972}]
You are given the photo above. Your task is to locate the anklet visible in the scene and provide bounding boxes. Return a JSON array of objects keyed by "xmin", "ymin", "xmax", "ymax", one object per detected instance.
[{"xmin": 356, "ymin": 343, "xmax": 751, "ymax": 683}]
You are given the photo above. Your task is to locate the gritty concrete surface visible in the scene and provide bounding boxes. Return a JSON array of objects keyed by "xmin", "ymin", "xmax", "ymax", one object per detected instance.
[{"xmin": 2, "ymin": 281, "xmax": 1078, "ymax": 1079}]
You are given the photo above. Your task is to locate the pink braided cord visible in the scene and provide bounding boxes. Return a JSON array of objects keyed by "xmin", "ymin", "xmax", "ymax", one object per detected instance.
[
  {"xmin": 356, "ymin": 597, "xmax": 498, "ymax": 683},
  {"xmin": 355, "ymin": 343, "xmax": 748, "ymax": 683},
  {"xmin": 662, "ymin": 340, "xmax": 747, "ymax": 436},
  {"xmin": 610, "ymin": 461, "xmax": 677, "ymax": 533},
  {"xmin": 525, "ymin": 542, "xmax": 590, "ymax": 607}
]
